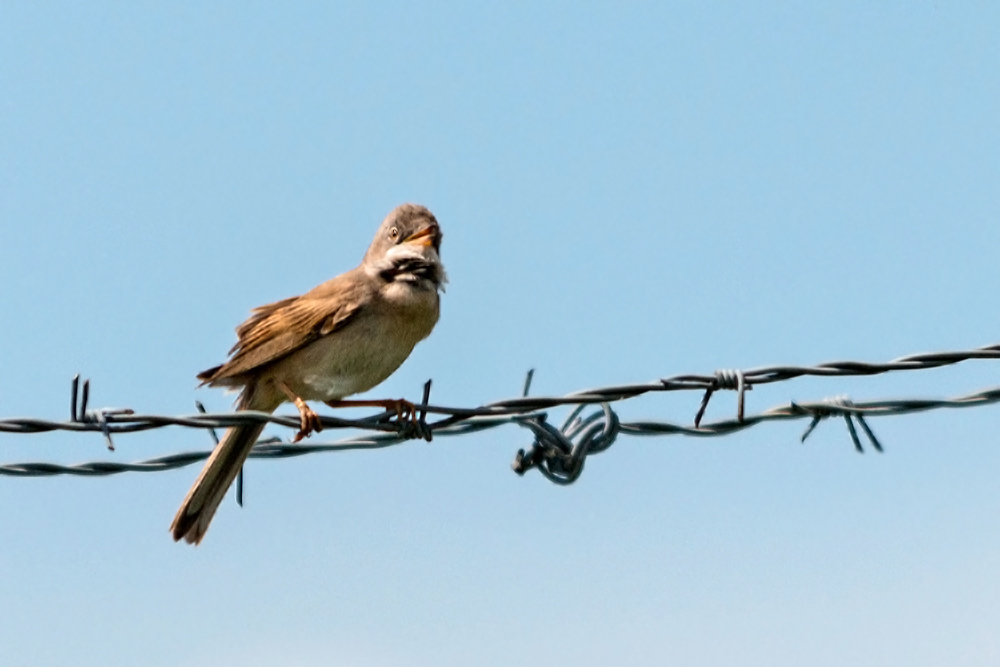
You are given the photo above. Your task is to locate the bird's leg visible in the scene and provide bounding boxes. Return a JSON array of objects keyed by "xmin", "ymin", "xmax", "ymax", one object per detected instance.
[
  {"xmin": 324, "ymin": 398, "xmax": 418, "ymax": 426},
  {"xmin": 277, "ymin": 381, "xmax": 323, "ymax": 442}
]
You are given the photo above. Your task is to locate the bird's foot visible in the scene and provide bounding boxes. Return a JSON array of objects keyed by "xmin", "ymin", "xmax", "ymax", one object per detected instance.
[
  {"xmin": 292, "ymin": 398, "xmax": 323, "ymax": 442},
  {"xmin": 389, "ymin": 398, "xmax": 417, "ymax": 426},
  {"xmin": 383, "ymin": 398, "xmax": 425, "ymax": 439},
  {"xmin": 277, "ymin": 381, "xmax": 323, "ymax": 442}
]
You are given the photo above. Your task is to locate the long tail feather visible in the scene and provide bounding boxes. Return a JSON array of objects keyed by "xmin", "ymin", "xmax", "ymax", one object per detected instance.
[{"xmin": 171, "ymin": 387, "xmax": 280, "ymax": 544}]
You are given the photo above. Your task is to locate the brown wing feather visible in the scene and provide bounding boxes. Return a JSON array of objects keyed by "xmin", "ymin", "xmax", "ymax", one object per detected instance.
[
  {"xmin": 230, "ymin": 295, "xmax": 299, "ymax": 354},
  {"xmin": 199, "ymin": 268, "xmax": 369, "ymax": 385}
]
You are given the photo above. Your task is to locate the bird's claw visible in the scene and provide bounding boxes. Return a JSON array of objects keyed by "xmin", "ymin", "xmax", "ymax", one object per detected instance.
[{"xmin": 393, "ymin": 399, "xmax": 416, "ymax": 424}]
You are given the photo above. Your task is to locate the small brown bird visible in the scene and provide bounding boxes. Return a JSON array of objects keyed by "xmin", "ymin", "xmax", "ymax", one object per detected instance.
[{"xmin": 171, "ymin": 203, "xmax": 446, "ymax": 544}]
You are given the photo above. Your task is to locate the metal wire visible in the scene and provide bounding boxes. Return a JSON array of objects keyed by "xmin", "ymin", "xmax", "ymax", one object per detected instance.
[{"xmin": 2, "ymin": 343, "xmax": 1000, "ymax": 480}]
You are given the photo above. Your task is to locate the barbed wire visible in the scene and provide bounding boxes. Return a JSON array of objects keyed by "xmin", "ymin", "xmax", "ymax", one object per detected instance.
[{"xmin": 2, "ymin": 343, "xmax": 999, "ymax": 481}]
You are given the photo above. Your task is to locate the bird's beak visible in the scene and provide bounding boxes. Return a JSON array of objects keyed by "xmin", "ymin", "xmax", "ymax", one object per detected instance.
[{"xmin": 404, "ymin": 225, "xmax": 440, "ymax": 250}]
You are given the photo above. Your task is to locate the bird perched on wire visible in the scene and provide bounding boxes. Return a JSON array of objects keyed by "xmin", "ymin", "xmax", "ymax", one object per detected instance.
[{"xmin": 171, "ymin": 203, "xmax": 446, "ymax": 544}]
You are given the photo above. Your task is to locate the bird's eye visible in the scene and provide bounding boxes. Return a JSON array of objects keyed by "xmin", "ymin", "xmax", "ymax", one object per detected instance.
[{"xmin": 389, "ymin": 227, "xmax": 399, "ymax": 240}]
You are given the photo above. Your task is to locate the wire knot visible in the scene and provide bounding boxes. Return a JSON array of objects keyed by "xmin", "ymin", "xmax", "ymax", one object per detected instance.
[
  {"xmin": 511, "ymin": 403, "xmax": 620, "ymax": 485},
  {"xmin": 713, "ymin": 369, "xmax": 742, "ymax": 390},
  {"xmin": 694, "ymin": 369, "xmax": 750, "ymax": 427}
]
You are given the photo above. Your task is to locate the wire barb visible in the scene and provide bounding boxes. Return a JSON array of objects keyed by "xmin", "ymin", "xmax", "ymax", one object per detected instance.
[
  {"xmin": 415, "ymin": 380, "xmax": 433, "ymax": 442},
  {"xmin": 522, "ymin": 369, "xmax": 535, "ymax": 398},
  {"xmin": 798, "ymin": 396, "xmax": 883, "ymax": 453},
  {"xmin": 68, "ymin": 377, "xmax": 134, "ymax": 450},
  {"xmin": 70, "ymin": 375, "xmax": 80, "ymax": 422},
  {"xmin": 694, "ymin": 369, "xmax": 750, "ymax": 427},
  {"xmin": 81, "ymin": 379, "xmax": 89, "ymax": 420}
]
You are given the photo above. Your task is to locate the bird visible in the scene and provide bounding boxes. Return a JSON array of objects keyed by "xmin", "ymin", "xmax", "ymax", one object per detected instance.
[{"xmin": 170, "ymin": 203, "xmax": 446, "ymax": 544}]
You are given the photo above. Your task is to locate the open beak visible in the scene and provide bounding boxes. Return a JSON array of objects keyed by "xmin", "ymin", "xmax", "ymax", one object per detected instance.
[{"xmin": 404, "ymin": 225, "xmax": 441, "ymax": 250}]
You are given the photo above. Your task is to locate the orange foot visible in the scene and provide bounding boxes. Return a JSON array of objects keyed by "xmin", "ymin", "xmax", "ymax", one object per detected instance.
[{"xmin": 277, "ymin": 381, "xmax": 324, "ymax": 442}]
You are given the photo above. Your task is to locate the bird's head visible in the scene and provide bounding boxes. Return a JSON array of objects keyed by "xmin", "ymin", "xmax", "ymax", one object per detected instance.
[{"xmin": 364, "ymin": 203, "xmax": 447, "ymax": 290}]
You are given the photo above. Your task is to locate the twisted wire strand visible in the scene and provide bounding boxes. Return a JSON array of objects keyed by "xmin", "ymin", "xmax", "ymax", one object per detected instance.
[
  {"xmin": 3, "ymin": 386, "xmax": 998, "ymax": 478},
  {"xmin": 2, "ymin": 343, "xmax": 999, "ymax": 479}
]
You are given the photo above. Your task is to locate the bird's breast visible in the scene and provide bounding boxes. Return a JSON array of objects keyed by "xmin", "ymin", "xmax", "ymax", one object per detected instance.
[{"xmin": 267, "ymin": 286, "xmax": 439, "ymax": 402}]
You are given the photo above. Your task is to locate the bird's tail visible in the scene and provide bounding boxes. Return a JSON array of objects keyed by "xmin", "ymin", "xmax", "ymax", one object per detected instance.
[{"xmin": 170, "ymin": 386, "xmax": 281, "ymax": 545}]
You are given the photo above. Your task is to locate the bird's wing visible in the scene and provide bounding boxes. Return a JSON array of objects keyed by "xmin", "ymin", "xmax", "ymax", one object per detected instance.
[{"xmin": 198, "ymin": 269, "xmax": 369, "ymax": 384}]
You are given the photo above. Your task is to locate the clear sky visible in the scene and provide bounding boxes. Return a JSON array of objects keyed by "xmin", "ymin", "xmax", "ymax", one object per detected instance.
[{"xmin": 2, "ymin": 3, "xmax": 998, "ymax": 666}]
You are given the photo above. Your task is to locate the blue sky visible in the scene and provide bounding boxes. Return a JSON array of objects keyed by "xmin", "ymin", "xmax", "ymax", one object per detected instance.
[{"xmin": 1, "ymin": 3, "xmax": 998, "ymax": 665}]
